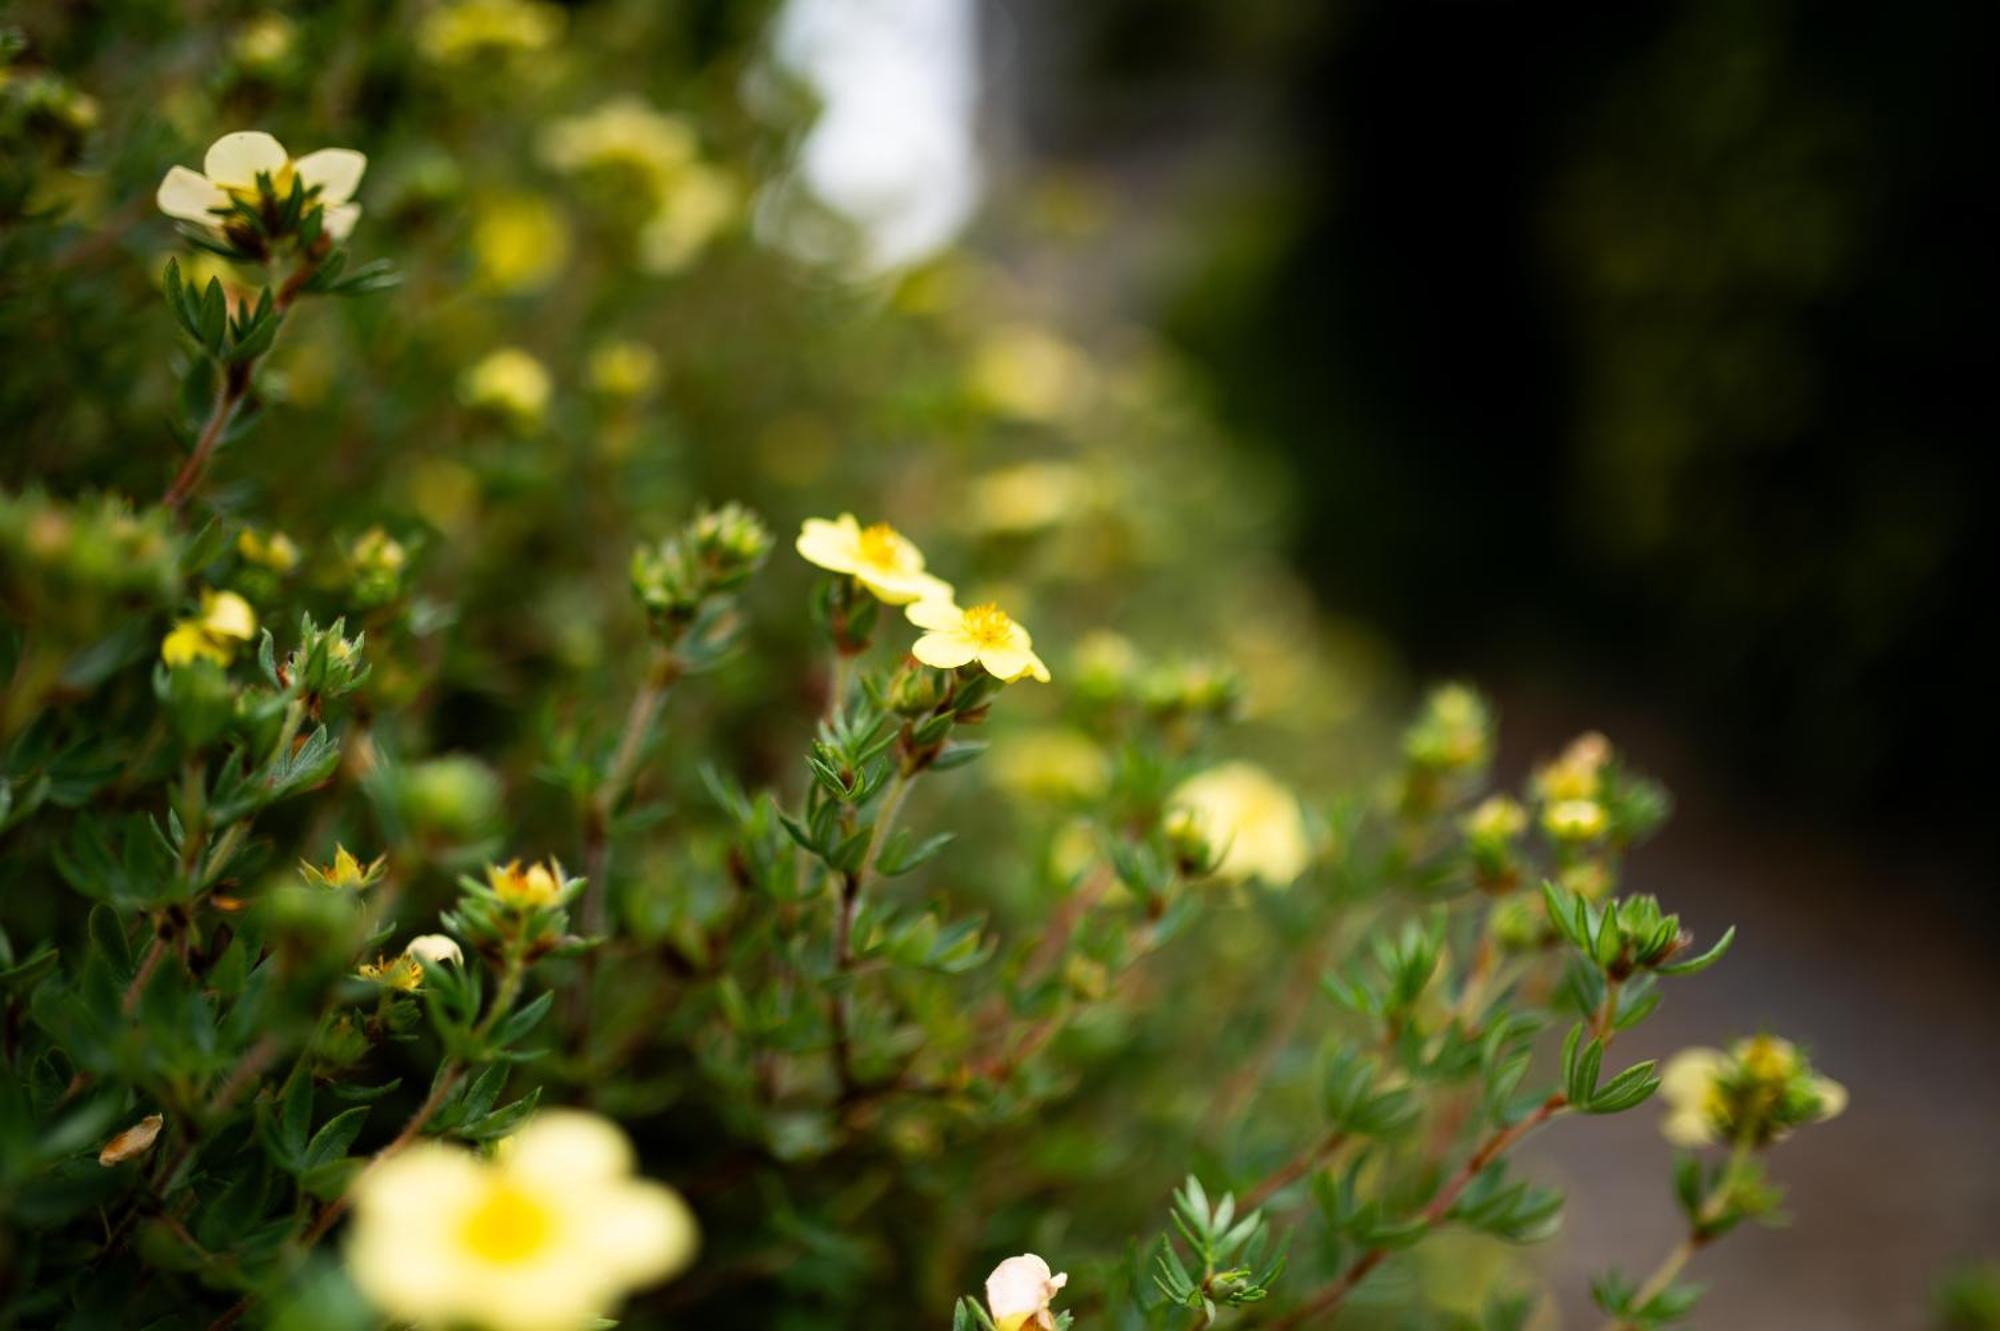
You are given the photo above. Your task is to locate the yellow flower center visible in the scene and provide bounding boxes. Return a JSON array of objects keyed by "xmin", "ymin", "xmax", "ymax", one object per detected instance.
[
  {"xmin": 963, "ymin": 603, "xmax": 1016, "ymax": 648},
  {"xmin": 856, "ymin": 522, "xmax": 907, "ymax": 570},
  {"xmin": 459, "ymin": 1182, "xmax": 555, "ymax": 1265}
]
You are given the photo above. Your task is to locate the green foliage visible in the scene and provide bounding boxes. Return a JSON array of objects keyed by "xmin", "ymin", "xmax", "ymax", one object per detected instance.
[{"xmin": 0, "ymin": 2, "xmax": 1846, "ymax": 1327}]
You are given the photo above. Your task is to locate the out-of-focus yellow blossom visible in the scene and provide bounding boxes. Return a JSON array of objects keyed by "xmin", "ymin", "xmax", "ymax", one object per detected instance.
[
  {"xmin": 637, "ymin": 163, "xmax": 736, "ymax": 275},
  {"xmin": 301, "ymin": 843, "xmax": 386, "ymax": 891},
  {"xmin": 345, "ymin": 1110, "xmax": 696, "ymax": 1331},
  {"xmin": 540, "ymin": 98, "xmax": 697, "ymax": 185},
  {"xmin": 1557, "ymin": 860, "xmax": 1613, "ymax": 901},
  {"xmin": 906, "ymin": 599, "xmax": 1051, "ymax": 683},
  {"xmin": 1404, "ymin": 684, "xmax": 1491, "ymax": 772},
  {"xmin": 967, "ymin": 460, "xmax": 1091, "ymax": 534},
  {"xmin": 1536, "ymin": 731, "xmax": 1611, "ymax": 802},
  {"xmin": 350, "ymin": 527, "xmax": 408, "ymax": 575},
  {"xmin": 156, "ymin": 131, "xmax": 366, "ymax": 241},
  {"xmin": 1071, "ymin": 629, "xmax": 1140, "ymax": 694},
  {"xmin": 233, "ymin": 15, "xmax": 295, "ymax": 70},
  {"xmin": 1169, "ymin": 762, "xmax": 1313, "ymax": 887},
  {"xmin": 1660, "ymin": 1036, "xmax": 1847, "ymax": 1148},
  {"xmin": 98, "ymin": 1114, "xmax": 164, "ymax": 1167},
  {"xmin": 160, "ymin": 589, "xmax": 258, "ymax": 667},
  {"xmin": 1542, "ymin": 798, "xmax": 1609, "ymax": 843},
  {"xmin": 1465, "ymin": 795, "xmax": 1527, "ymax": 844},
  {"xmin": 968, "ymin": 325, "xmax": 1092, "ymax": 423},
  {"xmin": 418, "ymin": 0, "xmax": 565, "ymax": 64},
  {"xmin": 488, "ymin": 858, "xmax": 565, "ymax": 911},
  {"xmin": 588, "ymin": 341, "xmax": 660, "ymax": 399},
  {"xmin": 985, "ymin": 1253, "xmax": 1068, "ymax": 1331},
  {"xmin": 409, "ymin": 458, "xmax": 481, "ymax": 535},
  {"xmin": 237, "ymin": 527, "xmax": 300, "ymax": 573},
  {"xmin": 795, "ymin": 514, "xmax": 953, "ymax": 606},
  {"xmin": 472, "ymin": 195, "xmax": 571, "ymax": 293},
  {"xmin": 461, "ymin": 348, "xmax": 552, "ymax": 425},
  {"xmin": 990, "ymin": 729, "xmax": 1110, "ymax": 803}
]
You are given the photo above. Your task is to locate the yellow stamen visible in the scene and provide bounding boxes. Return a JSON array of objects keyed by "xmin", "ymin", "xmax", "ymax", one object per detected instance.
[
  {"xmin": 857, "ymin": 522, "xmax": 904, "ymax": 568},
  {"xmin": 459, "ymin": 1182, "xmax": 555, "ymax": 1264},
  {"xmin": 963, "ymin": 603, "xmax": 1015, "ymax": 648}
]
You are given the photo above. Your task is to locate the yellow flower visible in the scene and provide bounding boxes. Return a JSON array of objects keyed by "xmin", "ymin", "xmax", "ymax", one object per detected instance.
[
  {"xmin": 487, "ymin": 858, "xmax": 566, "ymax": 911},
  {"xmin": 1169, "ymin": 762, "xmax": 1313, "ymax": 887},
  {"xmin": 98, "ymin": 1114, "xmax": 165, "ymax": 1168},
  {"xmin": 540, "ymin": 98, "xmax": 698, "ymax": 185},
  {"xmin": 989, "ymin": 729, "xmax": 1110, "ymax": 802},
  {"xmin": 968, "ymin": 326, "xmax": 1092, "ymax": 423},
  {"xmin": 1536, "ymin": 731, "xmax": 1612, "ymax": 802},
  {"xmin": 906, "ymin": 599, "xmax": 1051, "ymax": 683},
  {"xmin": 1542, "ymin": 798, "xmax": 1609, "ymax": 843},
  {"xmin": 418, "ymin": 0, "xmax": 565, "ymax": 64},
  {"xmin": 985, "ymin": 1253, "xmax": 1068, "ymax": 1331},
  {"xmin": 587, "ymin": 341, "xmax": 660, "ymax": 399},
  {"xmin": 160, "ymin": 589, "xmax": 258, "ymax": 667},
  {"xmin": 461, "ymin": 348, "xmax": 552, "ymax": 425},
  {"xmin": 473, "ymin": 194, "xmax": 571, "ymax": 293},
  {"xmin": 301, "ymin": 843, "xmax": 386, "ymax": 891},
  {"xmin": 237, "ymin": 527, "xmax": 300, "ymax": 572},
  {"xmin": 345, "ymin": 1110, "xmax": 697, "ymax": 1331},
  {"xmin": 233, "ymin": 15, "xmax": 296, "ymax": 69},
  {"xmin": 156, "ymin": 130, "xmax": 366, "ymax": 241},
  {"xmin": 636, "ymin": 163, "xmax": 736, "ymax": 275},
  {"xmin": 357, "ymin": 952, "xmax": 426, "ymax": 992},
  {"xmin": 795, "ymin": 514, "xmax": 954, "ymax": 606},
  {"xmin": 1464, "ymin": 795, "xmax": 1527, "ymax": 843},
  {"xmin": 967, "ymin": 461, "xmax": 1091, "ymax": 534},
  {"xmin": 1659, "ymin": 1038, "xmax": 1847, "ymax": 1148}
]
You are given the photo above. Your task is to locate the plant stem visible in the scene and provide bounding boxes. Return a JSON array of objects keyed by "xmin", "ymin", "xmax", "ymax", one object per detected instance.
[
  {"xmin": 160, "ymin": 259, "xmax": 318, "ymax": 513},
  {"xmin": 1266, "ymin": 1094, "xmax": 1568, "ymax": 1329},
  {"xmin": 831, "ymin": 770, "xmax": 914, "ymax": 1093},
  {"xmin": 1242, "ymin": 1130, "xmax": 1348, "ymax": 1212},
  {"xmin": 582, "ymin": 649, "xmax": 678, "ymax": 939},
  {"xmin": 1602, "ymin": 1139, "xmax": 1755, "ymax": 1330}
]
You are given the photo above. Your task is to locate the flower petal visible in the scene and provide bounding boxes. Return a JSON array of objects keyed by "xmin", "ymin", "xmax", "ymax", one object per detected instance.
[
  {"xmin": 911, "ymin": 631, "xmax": 977, "ymax": 670},
  {"xmin": 203, "ymin": 130, "xmax": 289, "ymax": 189},
  {"xmin": 904, "ymin": 598, "xmax": 965, "ymax": 631},
  {"xmin": 1810, "ymin": 1075, "xmax": 1848, "ymax": 1123},
  {"xmin": 156, "ymin": 166, "xmax": 230, "ymax": 223},
  {"xmin": 505, "ymin": 1109, "xmax": 635, "ymax": 1185},
  {"xmin": 795, "ymin": 515, "xmax": 861, "ymax": 574},
  {"xmin": 979, "ymin": 646, "xmax": 1050, "ymax": 683},
  {"xmin": 584, "ymin": 1181, "xmax": 700, "ymax": 1283},
  {"xmin": 294, "ymin": 147, "xmax": 367, "ymax": 203},
  {"xmin": 321, "ymin": 201, "xmax": 362, "ymax": 241},
  {"xmin": 1658, "ymin": 1048, "xmax": 1725, "ymax": 1111},
  {"xmin": 856, "ymin": 567, "xmax": 954, "ymax": 606}
]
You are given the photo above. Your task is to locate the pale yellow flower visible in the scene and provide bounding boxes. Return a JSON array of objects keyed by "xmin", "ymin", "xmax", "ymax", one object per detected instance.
[
  {"xmin": 1659, "ymin": 1038, "xmax": 1847, "ymax": 1148},
  {"xmin": 237, "ymin": 527, "xmax": 301, "ymax": 573},
  {"xmin": 1169, "ymin": 762, "xmax": 1313, "ymax": 887},
  {"xmin": 540, "ymin": 98, "xmax": 697, "ymax": 184},
  {"xmin": 233, "ymin": 15, "xmax": 296, "ymax": 69},
  {"xmin": 407, "ymin": 934, "xmax": 465, "ymax": 967},
  {"xmin": 461, "ymin": 348, "xmax": 552, "ymax": 425},
  {"xmin": 1542, "ymin": 798, "xmax": 1608, "ymax": 843},
  {"xmin": 161, "ymin": 589, "xmax": 258, "ymax": 668},
  {"xmin": 156, "ymin": 130, "xmax": 366, "ymax": 240},
  {"xmin": 98, "ymin": 1114, "xmax": 164, "ymax": 1167},
  {"xmin": 487, "ymin": 858, "xmax": 565, "ymax": 911},
  {"xmin": 357, "ymin": 952, "xmax": 425, "ymax": 992},
  {"xmin": 968, "ymin": 326, "xmax": 1091, "ymax": 423},
  {"xmin": 637, "ymin": 163, "xmax": 736, "ymax": 275},
  {"xmin": 985, "ymin": 1253, "xmax": 1068, "ymax": 1331},
  {"xmin": 345, "ymin": 1110, "xmax": 696, "ymax": 1331},
  {"xmin": 1535, "ymin": 731, "xmax": 1612, "ymax": 802},
  {"xmin": 1464, "ymin": 795, "xmax": 1527, "ymax": 843},
  {"xmin": 967, "ymin": 461, "xmax": 1091, "ymax": 534},
  {"xmin": 418, "ymin": 0, "xmax": 564, "ymax": 64},
  {"xmin": 989, "ymin": 729, "xmax": 1110, "ymax": 802},
  {"xmin": 472, "ymin": 195, "xmax": 571, "ymax": 293},
  {"xmin": 795, "ymin": 514, "xmax": 953, "ymax": 605},
  {"xmin": 587, "ymin": 341, "xmax": 659, "ymax": 399},
  {"xmin": 906, "ymin": 599, "xmax": 1050, "ymax": 683}
]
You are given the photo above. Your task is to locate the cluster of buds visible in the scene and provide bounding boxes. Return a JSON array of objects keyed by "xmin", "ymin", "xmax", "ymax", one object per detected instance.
[
  {"xmin": 274, "ymin": 613, "xmax": 369, "ymax": 703},
  {"xmin": 1542, "ymin": 881, "xmax": 1734, "ymax": 982},
  {"xmin": 1461, "ymin": 793, "xmax": 1529, "ymax": 892},
  {"xmin": 1397, "ymin": 684, "xmax": 1493, "ymax": 816},
  {"xmin": 0, "ymin": 492, "xmax": 179, "ymax": 619},
  {"xmin": 346, "ymin": 527, "xmax": 410, "ymax": 608},
  {"xmin": 1661, "ymin": 1035, "xmax": 1848, "ymax": 1152},
  {"xmin": 1530, "ymin": 731, "xmax": 1671, "ymax": 900},
  {"xmin": 630, "ymin": 502, "xmax": 772, "ymax": 638}
]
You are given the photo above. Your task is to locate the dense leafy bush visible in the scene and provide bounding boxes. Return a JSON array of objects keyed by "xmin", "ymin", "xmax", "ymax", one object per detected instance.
[{"xmin": 2, "ymin": 5, "xmax": 1843, "ymax": 1328}]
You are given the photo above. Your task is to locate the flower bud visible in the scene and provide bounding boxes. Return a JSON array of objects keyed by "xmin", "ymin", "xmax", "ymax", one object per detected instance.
[{"xmin": 98, "ymin": 1114, "xmax": 164, "ymax": 1167}]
